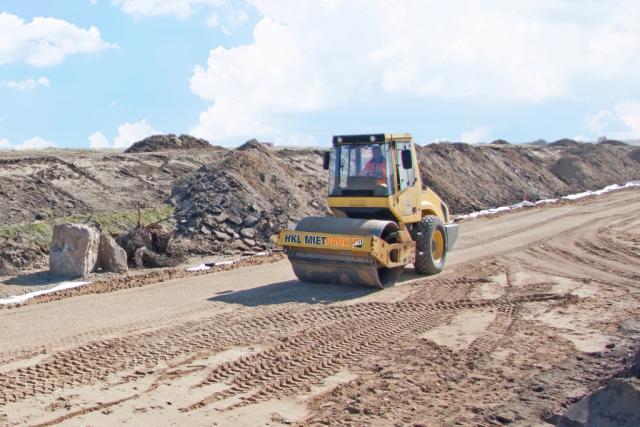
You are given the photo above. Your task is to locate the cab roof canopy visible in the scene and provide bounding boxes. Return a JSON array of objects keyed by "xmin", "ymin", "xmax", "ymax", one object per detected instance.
[{"xmin": 332, "ymin": 133, "xmax": 412, "ymax": 145}]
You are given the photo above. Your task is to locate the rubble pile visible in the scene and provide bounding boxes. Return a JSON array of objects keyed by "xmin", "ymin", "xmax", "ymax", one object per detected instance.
[
  {"xmin": 169, "ymin": 141, "xmax": 328, "ymax": 254},
  {"xmin": 125, "ymin": 134, "xmax": 214, "ymax": 153},
  {"xmin": 116, "ymin": 223, "xmax": 182, "ymax": 268}
]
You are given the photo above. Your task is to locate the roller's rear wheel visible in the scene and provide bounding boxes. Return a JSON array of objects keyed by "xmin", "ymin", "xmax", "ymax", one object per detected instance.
[{"xmin": 413, "ymin": 215, "xmax": 447, "ymax": 275}]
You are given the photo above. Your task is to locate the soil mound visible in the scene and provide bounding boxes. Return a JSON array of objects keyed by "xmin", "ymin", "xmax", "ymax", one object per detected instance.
[
  {"xmin": 549, "ymin": 138, "xmax": 579, "ymax": 147},
  {"xmin": 550, "ymin": 156, "xmax": 591, "ymax": 187},
  {"xmin": 416, "ymin": 142, "xmax": 639, "ymax": 213},
  {"xmin": 0, "ymin": 237, "xmax": 47, "ymax": 276},
  {"xmin": 0, "ymin": 138, "xmax": 638, "ymax": 273},
  {"xmin": 169, "ymin": 148, "xmax": 327, "ymax": 254},
  {"xmin": 527, "ymin": 139, "xmax": 548, "ymax": 146},
  {"xmin": 235, "ymin": 138, "xmax": 269, "ymax": 153},
  {"xmin": 598, "ymin": 139, "xmax": 628, "ymax": 146},
  {"xmin": 125, "ymin": 134, "xmax": 212, "ymax": 153}
]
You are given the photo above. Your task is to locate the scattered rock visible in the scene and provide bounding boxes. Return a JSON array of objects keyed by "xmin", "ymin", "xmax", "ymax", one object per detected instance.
[
  {"xmin": 98, "ymin": 234, "xmax": 128, "ymax": 273},
  {"xmin": 240, "ymin": 228, "xmax": 256, "ymax": 239},
  {"xmin": 243, "ymin": 215, "xmax": 259, "ymax": 227},
  {"xmin": 49, "ymin": 224, "xmax": 100, "ymax": 277},
  {"xmin": 214, "ymin": 231, "xmax": 231, "ymax": 241}
]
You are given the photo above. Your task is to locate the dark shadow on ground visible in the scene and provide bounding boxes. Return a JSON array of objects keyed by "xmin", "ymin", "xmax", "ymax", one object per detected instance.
[
  {"xmin": 4, "ymin": 271, "xmax": 70, "ymax": 287},
  {"xmin": 209, "ymin": 268, "xmax": 424, "ymax": 307},
  {"xmin": 209, "ymin": 279, "xmax": 376, "ymax": 306}
]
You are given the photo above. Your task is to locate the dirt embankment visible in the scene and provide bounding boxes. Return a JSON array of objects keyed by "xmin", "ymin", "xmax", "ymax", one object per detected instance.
[
  {"xmin": 417, "ymin": 142, "xmax": 640, "ymax": 213},
  {"xmin": 0, "ymin": 138, "xmax": 638, "ymax": 275},
  {"xmin": 0, "ymin": 150, "xmax": 222, "ymax": 227}
]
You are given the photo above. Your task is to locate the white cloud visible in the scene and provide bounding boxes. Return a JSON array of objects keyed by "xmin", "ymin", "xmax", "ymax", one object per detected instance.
[
  {"xmin": 191, "ymin": 97, "xmax": 276, "ymax": 142},
  {"xmin": 459, "ymin": 127, "xmax": 490, "ymax": 144},
  {"xmin": 1, "ymin": 77, "xmax": 50, "ymax": 91},
  {"xmin": 585, "ymin": 101, "xmax": 640, "ymax": 140},
  {"xmin": 190, "ymin": 0, "xmax": 640, "ymax": 145},
  {"xmin": 206, "ymin": 11, "xmax": 219, "ymax": 27},
  {"xmin": 89, "ymin": 119, "xmax": 160, "ymax": 150},
  {"xmin": 112, "ymin": 0, "xmax": 224, "ymax": 19},
  {"xmin": 0, "ymin": 12, "xmax": 114, "ymax": 67},
  {"xmin": 0, "ymin": 136, "xmax": 56, "ymax": 150},
  {"xmin": 114, "ymin": 119, "xmax": 159, "ymax": 148},
  {"xmin": 88, "ymin": 131, "xmax": 110, "ymax": 149}
]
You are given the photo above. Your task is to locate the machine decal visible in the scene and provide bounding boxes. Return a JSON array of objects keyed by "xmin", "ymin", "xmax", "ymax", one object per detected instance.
[{"xmin": 279, "ymin": 231, "xmax": 371, "ymax": 251}]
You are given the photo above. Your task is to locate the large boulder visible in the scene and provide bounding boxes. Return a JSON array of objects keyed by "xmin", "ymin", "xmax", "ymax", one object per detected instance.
[
  {"xmin": 98, "ymin": 234, "xmax": 128, "ymax": 273},
  {"xmin": 49, "ymin": 224, "xmax": 100, "ymax": 277}
]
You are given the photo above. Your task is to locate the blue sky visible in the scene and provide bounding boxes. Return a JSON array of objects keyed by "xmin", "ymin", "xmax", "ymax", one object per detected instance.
[{"xmin": 1, "ymin": 0, "xmax": 639, "ymax": 150}]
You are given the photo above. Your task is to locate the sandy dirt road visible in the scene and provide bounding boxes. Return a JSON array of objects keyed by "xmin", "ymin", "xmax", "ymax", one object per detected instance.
[{"xmin": 1, "ymin": 189, "xmax": 639, "ymax": 426}]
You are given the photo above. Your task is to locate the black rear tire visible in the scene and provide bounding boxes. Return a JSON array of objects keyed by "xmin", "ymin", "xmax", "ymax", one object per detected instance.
[{"xmin": 412, "ymin": 215, "xmax": 447, "ymax": 275}]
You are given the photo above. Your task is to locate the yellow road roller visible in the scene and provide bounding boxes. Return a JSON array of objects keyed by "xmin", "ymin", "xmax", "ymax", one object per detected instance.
[{"xmin": 278, "ymin": 133, "xmax": 458, "ymax": 288}]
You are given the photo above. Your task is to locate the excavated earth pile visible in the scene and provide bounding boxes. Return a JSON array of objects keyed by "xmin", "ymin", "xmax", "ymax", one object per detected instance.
[
  {"xmin": 0, "ymin": 150, "xmax": 222, "ymax": 227},
  {"xmin": 416, "ymin": 140, "xmax": 640, "ymax": 213},
  {"xmin": 124, "ymin": 134, "xmax": 214, "ymax": 153},
  {"xmin": 169, "ymin": 140, "xmax": 328, "ymax": 254},
  {"xmin": 0, "ymin": 137, "xmax": 638, "ymax": 275}
]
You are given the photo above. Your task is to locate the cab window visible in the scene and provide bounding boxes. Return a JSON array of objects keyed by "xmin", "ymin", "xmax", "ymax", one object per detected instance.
[{"xmin": 396, "ymin": 142, "xmax": 416, "ymax": 191}]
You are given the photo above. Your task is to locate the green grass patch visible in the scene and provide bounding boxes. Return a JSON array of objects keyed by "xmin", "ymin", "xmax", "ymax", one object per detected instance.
[{"xmin": 0, "ymin": 205, "xmax": 174, "ymax": 245}]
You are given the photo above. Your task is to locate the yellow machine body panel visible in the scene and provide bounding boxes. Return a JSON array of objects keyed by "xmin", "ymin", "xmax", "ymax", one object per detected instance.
[{"xmin": 278, "ymin": 132, "xmax": 458, "ymax": 288}]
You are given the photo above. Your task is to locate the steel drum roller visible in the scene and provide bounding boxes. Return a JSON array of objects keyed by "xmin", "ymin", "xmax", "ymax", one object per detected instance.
[{"xmin": 285, "ymin": 217, "xmax": 403, "ymax": 288}]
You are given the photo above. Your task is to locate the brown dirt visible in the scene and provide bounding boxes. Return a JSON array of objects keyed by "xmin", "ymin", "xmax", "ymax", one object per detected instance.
[
  {"xmin": 416, "ymin": 141, "xmax": 640, "ymax": 213},
  {"xmin": 124, "ymin": 134, "xmax": 214, "ymax": 153},
  {"xmin": 0, "ymin": 189, "xmax": 638, "ymax": 426},
  {"xmin": 1, "ymin": 139, "xmax": 638, "ymax": 275}
]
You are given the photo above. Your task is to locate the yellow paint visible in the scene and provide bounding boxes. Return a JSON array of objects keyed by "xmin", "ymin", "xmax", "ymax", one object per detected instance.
[
  {"xmin": 432, "ymin": 228, "xmax": 445, "ymax": 261},
  {"xmin": 279, "ymin": 133, "xmax": 450, "ymax": 271}
]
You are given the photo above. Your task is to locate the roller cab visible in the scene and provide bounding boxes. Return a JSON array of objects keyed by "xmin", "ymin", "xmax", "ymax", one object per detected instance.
[{"xmin": 279, "ymin": 133, "xmax": 458, "ymax": 288}]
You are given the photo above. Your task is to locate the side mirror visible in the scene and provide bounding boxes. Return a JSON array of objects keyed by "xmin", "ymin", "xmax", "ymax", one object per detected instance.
[
  {"xmin": 322, "ymin": 151, "xmax": 331, "ymax": 170},
  {"xmin": 401, "ymin": 149, "xmax": 413, "ymax": 170}
]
